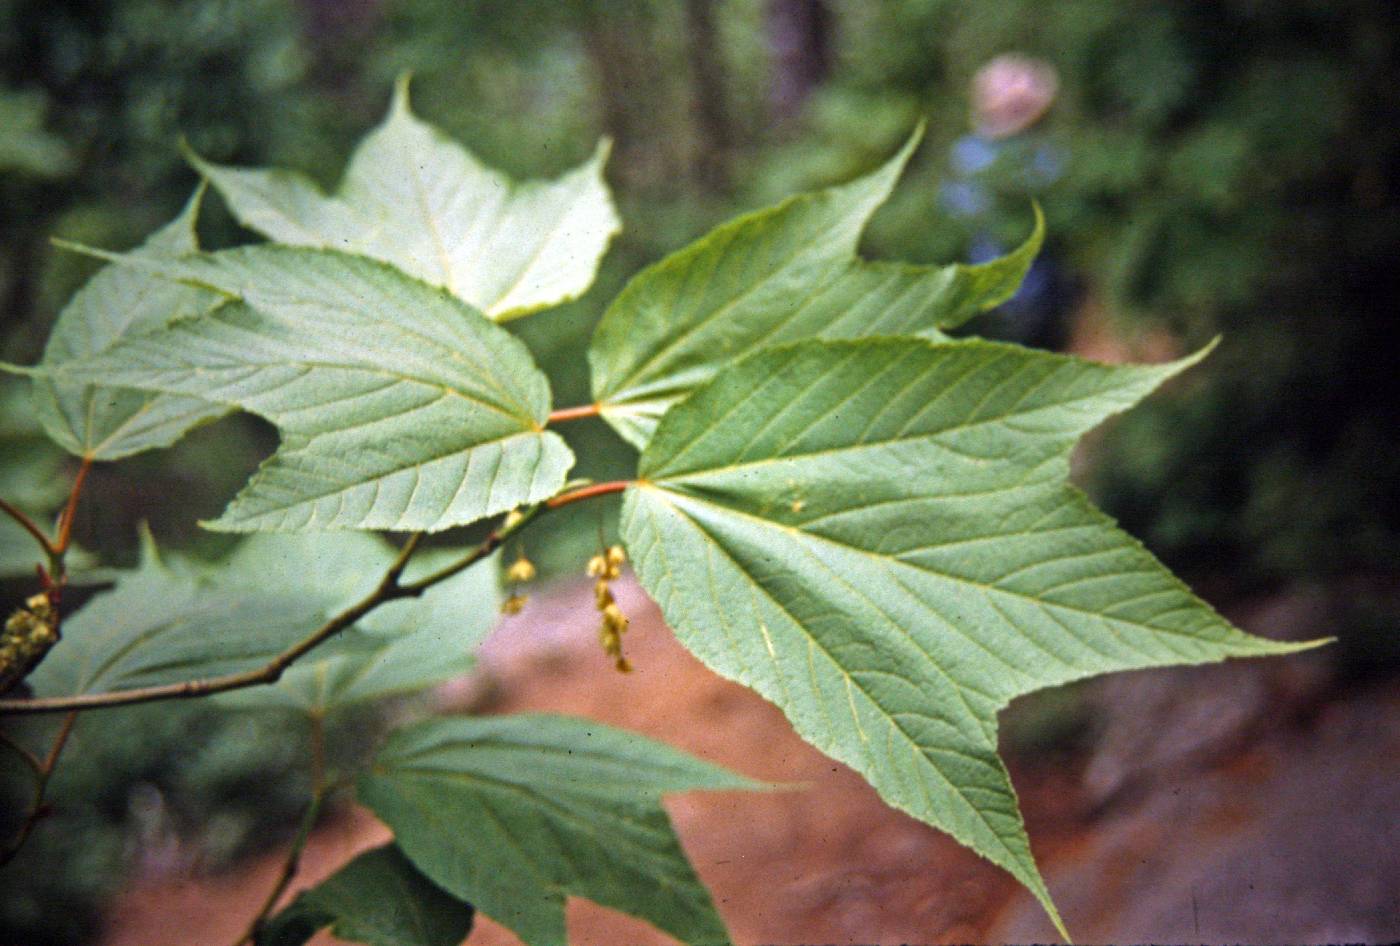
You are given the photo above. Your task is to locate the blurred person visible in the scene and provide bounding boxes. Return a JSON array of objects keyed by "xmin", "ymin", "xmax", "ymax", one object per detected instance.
[{"xmin": 943, "ymin": 54, "xmax": 1075, "ymax": 349}]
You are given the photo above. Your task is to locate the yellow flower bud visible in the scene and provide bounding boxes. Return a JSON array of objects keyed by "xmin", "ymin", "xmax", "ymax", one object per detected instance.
[
  {"xmin": 586, "ymin": 554, "xmax": 608, "ymax": 577},
  {"xmin": 501, "ymin": 592, "xmax": 528, "ymax": 615},
  {"xmin": 602, "ymin": 602, "xmax": 629, "ymax": 635},
  {"xmin": 506, "ymin": 557, "xmax": 536, "ymax": 583},
  {"xmin": 606, "ymin": 545, "xmax": 626, "ymax": 567},
  {"xmin": 594, "ymin": 578, "xmax": 614, "ymax": 610}
]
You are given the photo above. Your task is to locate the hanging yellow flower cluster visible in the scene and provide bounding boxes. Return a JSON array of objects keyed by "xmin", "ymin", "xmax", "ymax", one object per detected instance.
[
  {"xmin": 1, "ymin": 593, "xmax": 57, "ymax": 694},
  {"xmin": 588, "ymin": 545, "xmax": 631, "ymax": 672},
  {"xmin": 501, "ymin": 552, "xmax": 536, "ymax": 615}
]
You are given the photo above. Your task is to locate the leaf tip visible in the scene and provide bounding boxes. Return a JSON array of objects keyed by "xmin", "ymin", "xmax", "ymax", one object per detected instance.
[
  {"xmin": 135, "ymin": 521, "xmax": 164, "ymax": 570},
  {"xmin": 1152, "ymin": 335, "xmax": 1221, "ymax": 385},
  {"xmin": 1027, "ymin": 199, "xmax": 1047, "ymax": 250},
  {"xmin": 49, "ymin": 237, "xmax": 123, "ymax": 266},
  {"xmin": 196, "ymin": 513, "xmax": 249, "ymax": 534},
  {"xmin": 884, "ymin": 121, "xmax": 924, "ymax": 178},
  {"xmin": 391, "ymin": 71, "xmax": 415, "ymax": 117},
  {"xmin": 173, "ymin": 179, "xmax": 208, "ymax": 238},
  {"xmin": 176, "ymin": 135, "xmax": 204, "ymax": 169},
  {"xmin": 1256, "ymin": 634, "xmax": 1336, "ymax": 657},
  {"xmin": 592, "ymin": 135, "xmax": 615, "ymax": 168},
  {"xmin": 0, "ymin": 360, "xmax": 42, "ymax": 379},
  {"xmin": 907, "ymin": 117, "xmax": 929, "ymax": 151}
]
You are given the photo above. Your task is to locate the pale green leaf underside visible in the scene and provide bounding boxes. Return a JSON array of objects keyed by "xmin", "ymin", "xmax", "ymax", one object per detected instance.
[
  {"xmin": 31, "ymin": 187, "xmax": 229, "ymax": 461},
  {"xmin": 217, "ymin": 537, "xmax": 499, "ymax": 714},
  {"xmin": 26, "ymin": 538, "xmax": 331, "ymax": 698},
  {"xmin": 623, "ymin": 338, "xmax": 1322, "ymax": 936},
  {"xmin": 43, "ymin": 245, "xmax": 573, "ymax": 532},
  {"xmin": 192, "ymin": 77, "xmax": 619, "ymax": 321},
  {"xmin": 258, "ymin": 844, "xmax": 474, "ymax": 946},
  {"xmin": 589, "ymin": 129, "xmax": 1043, "ymax": 449},
  {"xmin": 360, "ymin": 714, "xmax": 761, "ymax": 946},
  {"xmin": 28, "ymin": 530, "xmax": 492, "ymax": 702}
]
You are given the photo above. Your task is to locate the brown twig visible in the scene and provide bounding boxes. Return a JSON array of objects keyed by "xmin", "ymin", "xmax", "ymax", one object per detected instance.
[
  {"xmin": 0, "ymin": 728, "xmax": 43, "ymax": 776},
  {"xmin": 307, "ymin": 712, "xmax": 326, "ymax": 797},
  {"xmin": 395, "ymin": 502, "xmax": 549, "ymax": 596},
  {"xmin": 0, "ymin": 711, "xmax": 77, "ymax": 865},
  {"xmin": 232, "ymin": 787, "xmax": 325, "ymax": 946},
  {"xmin": 53, "ymin": 457, "xmax": 92, "ymax": 556},
  {"xmin": 0, "ymin": 510, "xmax": 544, "ymax": 715},
  {"xmin": 0, "ymin": 599, "xmax": 380, "ymax": 714},
  {"xmin": 546, "ymin": 403, "xmax": 602, "ymax": 425},
  {"xmin": 0, "ymin": 498, "xmax": 55, "ymax": 558},
  {"xmin": 232, "ymin": 712, "xmax": 330, "ymax": 945}
]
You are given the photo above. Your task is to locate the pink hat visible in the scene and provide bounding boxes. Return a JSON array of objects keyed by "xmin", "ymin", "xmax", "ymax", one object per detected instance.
[{"xmin": 972, "ymin": 54, "xmax": 1059, "ymax": 138}]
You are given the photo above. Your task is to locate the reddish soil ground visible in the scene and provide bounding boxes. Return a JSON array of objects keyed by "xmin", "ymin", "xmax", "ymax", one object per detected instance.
[{"xmin": 96, "ymin": 575, "xmax": 1400, "ymax": 945}]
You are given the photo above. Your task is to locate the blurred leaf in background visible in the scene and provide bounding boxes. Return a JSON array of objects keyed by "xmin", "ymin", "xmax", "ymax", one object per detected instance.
[{"xmin": 0, "ymin": 88, "xmax": 75, "ymax": 177}]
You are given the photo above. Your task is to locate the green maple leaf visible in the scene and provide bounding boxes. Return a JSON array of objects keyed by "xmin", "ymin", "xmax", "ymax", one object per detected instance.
[
  {"xmin": 30, "ymin": 187, "xmax": 229, "ymax": 461},
  {"xmin": 359, "ymin": 714, "xmax": 763, "ymax": 946},
  {"xmin": 257, "ymin": 844, "xmax": 474, "ymax": 946},
  {"xmin": 589, "ymin": 130, "xmax": 1042, "ymax": 449},
  {"xmin": 38, "ymin": 245, "xmax": 573, "ymax": 532},
  {"xmin": 216, "ymin": 537, "xmax": 498, "ymax": 715},
  {"xmin": 191, "ymin": 75, "xmax": 620, "ymax": 321},
  {"xmin": 27, "ymin": 530, "xmax": 488, "ymax": 702},
  {"xmin": 621, "ymin": 337, "xmax": 1326, "ymax": 937}
]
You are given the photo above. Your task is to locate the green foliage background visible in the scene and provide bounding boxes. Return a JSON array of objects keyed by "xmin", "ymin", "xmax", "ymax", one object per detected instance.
[{"xmin": 2, "ymin": 1, "xmax": 1396, "ymax": 942}]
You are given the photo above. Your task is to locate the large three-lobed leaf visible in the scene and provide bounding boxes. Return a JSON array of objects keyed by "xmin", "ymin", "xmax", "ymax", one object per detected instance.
[
  {"xmin": 622, "ymin": 338, "xmax": 1322, "ymax": 936},
  {"xmin": 588, "ymin": 132, "xmax": 1043, "ymax": 449},
  {"xmin": 43, "ymin": 245, "xmax": 574, "ymax": 532},
  {"xmin": 191, "ymin": 76, "xmax": 620, "ymax": 321},
  {"xmin": 360, "ymin": 714, "xmax": 761, "ymax": 946}
]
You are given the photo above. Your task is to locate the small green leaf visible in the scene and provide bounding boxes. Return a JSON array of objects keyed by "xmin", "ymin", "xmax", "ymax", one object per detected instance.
[
  {"xmin": 31, "ymin": 187, "xmax": 229, "ymax": 461},
  {"xmin": 257, "ymin": 843, "xmax": 474, "ymax": 946},
  {"xmin": 217, "ymin": 538, "xmax": 499, "ymax": 714},
  {"xmin": 26, "ymin": 530, "xmax": 484, "ymax": 701},
  {"xmin": 589, "ymin": 130, "xmax": 1042, "ymax": 449},
  {"xmin": 42, "ymin": 245, "xmax": 574, "ymax": 532},
  {"xmin": 622, "ymin": 338, "xmax": 1325, "ymax": 937},
  {"xmin": 0, "ymin": 89, "xmax": 74, "ymax": 177},
  {"xmin": 359, "ymin": 714, "xmax": 761, "ymax": 946},
  {"xmin": 192, "ymin": 75, "xmax": 620, "ymax": 321}
]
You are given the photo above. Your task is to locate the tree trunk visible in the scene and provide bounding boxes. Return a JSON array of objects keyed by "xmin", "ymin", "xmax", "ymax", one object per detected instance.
[
  {"xmin": 765, "ymin": 0, "xmax": 833, "ymax": 125},
  {"xmin": 685, "ymin": 0, "xmax": 733, "ymax": 192}
]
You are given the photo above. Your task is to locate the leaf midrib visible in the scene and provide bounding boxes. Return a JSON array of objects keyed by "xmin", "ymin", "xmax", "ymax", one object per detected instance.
[
  {"xmin": 631, "ymin": 486, "xmax": 1035, "ymax": 880},
  {"xmin": 646, "ymin": 484, "xmax": 1231, "ymax": 667}
]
